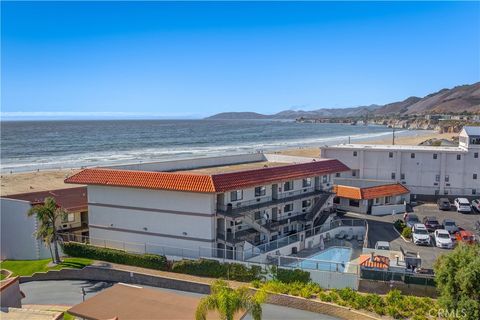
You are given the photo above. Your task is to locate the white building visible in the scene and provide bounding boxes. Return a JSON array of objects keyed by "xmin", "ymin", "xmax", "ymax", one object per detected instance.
[
  {"xmin": 320, "ymin": 126, "xmax": 480, "ymax": 199},
  {"xmin": 65, "ymin": 153, "xmax": 350, "ymax": 259},
  {"xmin": 0, "ymin": 187, "xmax": 88, "ymax": 260}
]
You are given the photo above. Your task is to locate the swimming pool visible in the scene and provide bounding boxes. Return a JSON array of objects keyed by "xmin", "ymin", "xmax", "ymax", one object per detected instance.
[{"xmin": 290, "ymin": 247, "xmax": 352, "ymax": 272}]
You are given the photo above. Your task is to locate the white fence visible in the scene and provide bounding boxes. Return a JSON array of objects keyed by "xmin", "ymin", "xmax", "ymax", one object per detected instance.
[{"xmin": 371, "ymin": 203, "xmax": 406, "ymax": 216}]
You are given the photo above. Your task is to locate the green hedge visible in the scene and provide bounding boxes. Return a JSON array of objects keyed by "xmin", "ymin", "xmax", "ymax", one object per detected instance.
[
  {"xmin": 275, "ymin": 267, "xmax": 311, "ymax": 284},
  {"xmin": 171, "ymin": 258, "xmax": 262, "ymax": 282},
  {"xmin": 62, "ymin": 242, "xmax": 168, "ymax": 271}
]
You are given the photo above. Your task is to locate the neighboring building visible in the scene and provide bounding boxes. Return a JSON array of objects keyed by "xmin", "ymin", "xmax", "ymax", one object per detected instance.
[
  {"xmin": 320, "ymin": 126, "xmax": 480, "ymax": 199},
  {"xmin": 0, "ymin": 187, "xmax": 88, "ymax": 260},
  {"xmin": 65, "ymin": 153, "xmax": 350, "ymax": 259},
  {"xmin": 0, "ymin": 277, "xmax": 23, "ymax": 308},
  {"xmin": 333, "ymin": 178, "xmax": 410, "ymax": 215}
]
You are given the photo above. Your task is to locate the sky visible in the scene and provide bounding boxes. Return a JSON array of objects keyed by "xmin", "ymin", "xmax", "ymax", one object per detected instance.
[{"xmin": 1, "ymin": 1, "xmax": 479, "ymax": 120}]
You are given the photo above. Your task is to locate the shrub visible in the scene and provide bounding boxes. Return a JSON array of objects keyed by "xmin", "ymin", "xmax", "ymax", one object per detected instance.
[
  {"xmin": 171, "ymin": 259, "xmax": 262, "ymax": 282},
  {"xmin": 62, "ymin": 242, "xmax": 168, "ymax": 270},
  {"xmin": 273, "ymin": 266, "xmax": 310, "ymax": 284},
  {"xmin": 394, "ymin": 219, "xmax": 406, "ymax": 232},
  {"xmin": 401, "ymin": 227, "xmax": 412, "ymax": 239}
]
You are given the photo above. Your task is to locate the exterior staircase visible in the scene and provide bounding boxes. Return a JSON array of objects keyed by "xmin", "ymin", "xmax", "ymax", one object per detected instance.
[
  {"xmin": 242, "ymin": 213, "xmax": 272, "ymax": 235},
  {"xmin": 305, "ymin": 193, "xmax": 334, "ymax": 224}
]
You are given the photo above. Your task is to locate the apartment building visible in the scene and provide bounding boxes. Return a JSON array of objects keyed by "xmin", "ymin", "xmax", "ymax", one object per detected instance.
[
  {"xmin": 65, "ymin": 154, "xmax": 350, "ymax": 258},
  {"xmin": 0, "ymin": 187, "xmax": 88, "ymax": 260},
  {"xmin": 320, "ymin": 127, "xmax": 480, "ymax": 198}
]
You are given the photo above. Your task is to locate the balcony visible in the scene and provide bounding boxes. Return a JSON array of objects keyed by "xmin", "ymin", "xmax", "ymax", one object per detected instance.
[{"xmin": 217, "ymin": 188, "xmax": 327, "ymax": 217}]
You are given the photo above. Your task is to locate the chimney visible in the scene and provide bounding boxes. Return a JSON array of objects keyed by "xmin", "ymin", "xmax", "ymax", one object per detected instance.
[{"xmin": 370, "ymin": 251, "xmax": 375, "ymax": 262}]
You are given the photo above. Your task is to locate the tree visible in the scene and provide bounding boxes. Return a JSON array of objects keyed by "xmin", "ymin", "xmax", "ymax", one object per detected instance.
[
  {"xmin": 28, "ymin": 197, "xmax": 67, "ymax": 264},
  {"xmin": 195, "ymin": 280, "xmax": 266, "ymax": 320},
  {"xmin": 434, "ymin": 243, "xmax": 480, "ymax": 320}
]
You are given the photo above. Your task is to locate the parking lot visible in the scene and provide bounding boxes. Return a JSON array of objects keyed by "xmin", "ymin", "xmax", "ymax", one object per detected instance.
[{"xmin": 346, "ymin": 203, "xmax": 480, "ymax": 269}]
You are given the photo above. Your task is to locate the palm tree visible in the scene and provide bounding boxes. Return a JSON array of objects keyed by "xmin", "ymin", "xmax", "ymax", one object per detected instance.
[
  {"xmin": 28, "ymin": 197, "xmax": 66, "ymax": 264},
  {"xmin": 195, "ymin": 280, "xmax": 265, "ymax": 320}
]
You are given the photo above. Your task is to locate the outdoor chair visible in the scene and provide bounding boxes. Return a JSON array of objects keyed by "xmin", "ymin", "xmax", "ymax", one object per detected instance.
[{"xmin": 336, "ymin": 230, "xmax": 346, "ymax": 239}]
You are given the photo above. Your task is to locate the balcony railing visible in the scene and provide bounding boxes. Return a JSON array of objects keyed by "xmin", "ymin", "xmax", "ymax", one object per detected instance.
[{"xmin": 217, "ymin": 188, "xmax": 326, "ymax": 216}]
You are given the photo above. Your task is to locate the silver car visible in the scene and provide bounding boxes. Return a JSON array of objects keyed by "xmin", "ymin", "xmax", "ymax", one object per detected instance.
[{"xmin": 442, "ymin": 219, "xmax": 459, "ymax": 234}]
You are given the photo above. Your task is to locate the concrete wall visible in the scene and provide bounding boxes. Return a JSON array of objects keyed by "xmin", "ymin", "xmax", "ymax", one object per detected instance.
[
  {"xmin": 87, "ymin": 185, "xmax": 216, "ymax": 253},
  {"xmin": 263, "ymin": 153, "xmax": 320, "ymax": 163},
  {"xmin": 0, "ymin": 198, "xmax": 53, "ymax": 260},
  {"xmin": 371, "ymin": 203, "xmax": 406, "ymax": 216},
  {"xmin": 109, "ymin": 153, "xmax": 266, "ymax": 171}
]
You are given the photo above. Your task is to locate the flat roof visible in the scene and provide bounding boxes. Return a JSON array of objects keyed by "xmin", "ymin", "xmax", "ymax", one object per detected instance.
[
  {"xmin": 2, "ymin": 187, "xmax": 88, "ymax": 211},
  {"xmin": 174, "ymin": 161, "xmax": 289, "ymax": 174},
  {"xmin": 68, "ymin": 283, "xmax": 244, "ymax": 320},
  {"xmin": 323, "ymin": 144, "xmax": 466, "ymax": 153}
]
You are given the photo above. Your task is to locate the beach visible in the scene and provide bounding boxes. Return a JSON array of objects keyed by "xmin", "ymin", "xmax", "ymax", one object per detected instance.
[{"xmin": 0, "ymin": 130, "xmax": 454, "ymax": 196}]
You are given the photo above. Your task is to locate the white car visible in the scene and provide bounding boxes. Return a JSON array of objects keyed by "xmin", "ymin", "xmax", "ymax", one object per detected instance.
[
  {"xmin": 454, "ymin": 198, "xmax": 472, "ymax": 213},
  {"xmin": 434, "ymin": 229, "xmax": 453, "ymax": 249},
  {"xmin": 412, "ymin": 223, "xmax": 431, "ymax": 246},
  {"xmin": 375, "ymin": 241, "xmax": 390, "ymax": 251}
]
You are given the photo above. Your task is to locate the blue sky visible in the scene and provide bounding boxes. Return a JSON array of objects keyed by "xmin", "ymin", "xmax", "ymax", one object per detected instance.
[{"xmin": 1, "ymin": 1, "xmax": 479, "ymax": 119}]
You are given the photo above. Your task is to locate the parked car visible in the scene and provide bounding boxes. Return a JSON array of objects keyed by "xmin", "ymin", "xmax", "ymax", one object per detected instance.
[
  {"xmin": 405, "ymin": 214, "xmax": 420, "ymax": 228},
  {"xmin": 437, "ymin": 198, "xmax": 451, "ymax": 211},
  {"xmin": 442, "ymin": 219, "xmax": 459, "ymax": 234},
  {"xmin": 434, "ymin": 229, "xmax": 454, "ymax": 249},
  {"xmin": 454, "ymin": 198, "xmax": 472, "ymax": 213},
  {"xmin": 374, "ymin": 241, "xmax": 390, "ymax": 250},
  {"xmin": 422, "ymin": 216, "xmax": 441, "ymax": 232},
  {"xmin": 412, "ymin": 223, "xmax": 431, "ymax": 246},
  {"xmin": 471, "ymin": 199, "xmax": 480, "ymax": 212},
  {"xmin": 454, "ymin": 230, "xmax": 476, "ymax": 244}
]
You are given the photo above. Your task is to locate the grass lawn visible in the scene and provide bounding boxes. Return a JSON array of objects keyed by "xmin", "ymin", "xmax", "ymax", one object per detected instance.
[
  {"xmin": 0, "ymin": 257, "xmax": 92, "ymax": 277},
  {"xmin": 0, "ymin": 273, "xmax": 6, "ymax": 280}
]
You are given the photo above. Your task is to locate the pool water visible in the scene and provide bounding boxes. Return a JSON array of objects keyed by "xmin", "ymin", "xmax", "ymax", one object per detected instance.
[{"xmin": 291, "ymin": 247, "xmax": 352, "ymax": 272}]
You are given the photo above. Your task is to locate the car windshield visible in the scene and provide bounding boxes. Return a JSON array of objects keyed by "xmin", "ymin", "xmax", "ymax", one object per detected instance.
[
  {"xmin": 444, "ymin": 221, "xmax": 455, "ymax": 226},
  {"xmin": 415, "ymin": 229, "xmax": 428, "ymax": 235},
  {"xmin": 408, "ymin": 216, "xmax": 419, "ymax": 222},
  {"xmin": 378, "ymin": 246, "xmax": 389, "ymax": 250},
  {"xmin": 438, "ymin": 233, "xmax": 450, "ymax": 239},
  {"xmin": 428, "ymin": 219, "xmax": 439, "ymax": 224}
]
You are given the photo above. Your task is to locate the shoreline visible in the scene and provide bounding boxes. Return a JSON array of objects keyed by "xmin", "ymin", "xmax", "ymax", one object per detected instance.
[{"xmin": 0, "ymin": 129, "xmax": 454, "ymax": 196}]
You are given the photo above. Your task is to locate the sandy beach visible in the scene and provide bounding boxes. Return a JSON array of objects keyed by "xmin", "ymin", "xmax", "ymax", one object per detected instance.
[{"xmin": 0, "ymin": 131, "xmax": 456, "ymax": 196}]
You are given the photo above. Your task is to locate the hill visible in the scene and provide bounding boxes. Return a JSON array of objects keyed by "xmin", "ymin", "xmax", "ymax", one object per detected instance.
[{"xmin": 205, "ymin": 82, "xmax": 480, "ymax": 119}]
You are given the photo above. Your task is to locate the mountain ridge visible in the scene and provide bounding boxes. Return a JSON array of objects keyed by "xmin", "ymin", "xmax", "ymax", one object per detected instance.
[{"xmin": 206, "ymin": 82, "xmax": 480, "ymax": 119}]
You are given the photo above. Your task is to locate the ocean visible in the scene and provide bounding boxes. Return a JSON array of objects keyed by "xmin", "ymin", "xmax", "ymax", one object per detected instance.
[{"xmin": 1, "ymin": 119, "xmax": 411, "ymax": 172}]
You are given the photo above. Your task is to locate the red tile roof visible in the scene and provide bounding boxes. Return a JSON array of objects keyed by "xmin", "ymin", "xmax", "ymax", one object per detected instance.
[
  {"xmin": 334, "ymin": 183, "xmax": 409, "ymax": 200},
  {"xmin": 3, "ymin": 187, "xmax": 88, "ymax": 211},
  {"xmin": 359, "ymin": 254, "xmax": 390, "ymax": 269},
  {"xmin": 65, "ymin": 159, "xmax": 350, "ymax": 193}
]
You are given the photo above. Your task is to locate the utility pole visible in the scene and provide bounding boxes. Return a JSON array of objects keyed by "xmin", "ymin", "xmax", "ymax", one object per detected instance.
[
  {"xmin": 392, "ymin": 127, "xmax": 396, "ymax": 145},
  {"xmin": 348, "ymin": 136, "xmax": 351, "ymax": 144}
]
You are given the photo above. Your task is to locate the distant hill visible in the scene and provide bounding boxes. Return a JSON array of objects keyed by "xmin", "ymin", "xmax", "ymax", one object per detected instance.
[{"xmin": 205, "ymin": 82, "xmax": 480, "ymax": 119}]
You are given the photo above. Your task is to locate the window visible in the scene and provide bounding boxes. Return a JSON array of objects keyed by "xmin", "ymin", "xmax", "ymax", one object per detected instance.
[
  {"xmin": 302, "ymin": 178, "xmax": 312, "ymax": 188},
  {"xmin": 433, "ymin": 153, "xmax": 438, "ymax": 160},
  {"xmin": 457, "ymin": 154, "xmax": 461, "ymax": 160},
  {"xmin": 411, "ymin": 153, "xmax": 415, "ymax": 159},
  {"xmin": 284, "ymin": 203, "xmax": 293, "ymax": 212},
  {"xmin": 389, "ymin": 152, "xmax": 393, "ymax": 158},
  {"xmin": 444, "ymin": 190, "xmax": 449, "ymax": 195},
  {"xmin": 352, "ymin": 170, "xmax": 357, "ymax": 177},
  {"xmin": 385, "ymin": 196, "xmax": 391, "ymax": 204},
  {"xmin": 435, "ymin": 190, "xmax": 440, "ymax": 196},
  {"xmin": 391, "ymin": 172, "xmax": 396, "ymax": 180},
  {"xmin": 435, "ymin": 174, "xmax": 440, "ymax": 182},
  {"xmin": 474, "ymin": 174, "xmax": 478, "ymax": 180},
  {"xmin": 353, "ymin": 151, "xmax": 357, "ymax": 157},
  {"xmin": 255, "ymin": 186, "xmax": 266, "ymax": 197},
  {"xmin": 401, "ymin": 173, "xmax": 405, "ymax": 180},
  {"xmin": 302, "ymin": 200, "xmax": 311, "ymax": 208},
  {"xmin": 475, "ymin": 152, "xmax": 479, "ymax": 159},
  {"xmin": 473, "ymin": 189, "xmax": 477, "ymax": 195},
  {"xmin": 445, "ymin": 175, "xmax": 449, "ymax": 182},
  {"xmin": 335, "ymin": 172, "xmax": 341, "ymax": 178},
  {"xmin": 322, "ymin": 175, "xmax": 328, "ymax": 183},
  {"xmin": 349, "ymin": 199, "xmax": 360, "ymax": 207},
  {"xmin": 283, "ymin": 226, "xmax": 289, "ymax": 234},
  {"xmin": 333, "ymin": 197, "xmax": 340, "ymax": 204},
  {"xmin": 230, "ymin": 190, "xmax": 243, "ymax": 201},
  {"xmin": 283, "ymin": 181, "xmax": 294, "ymax": 191},
  {"xmin": 62, "ymin": 213, "xmax": 75, "ymax": 223}
]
